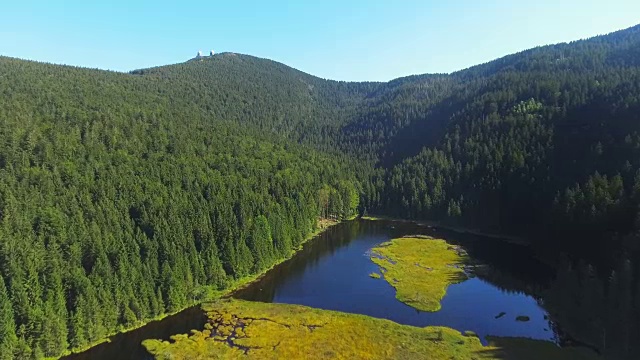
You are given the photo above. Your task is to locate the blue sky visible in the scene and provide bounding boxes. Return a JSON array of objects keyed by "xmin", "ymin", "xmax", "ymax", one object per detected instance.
[{"xmin": 1, "ymin": 0, "xmax": 639, "ymax": 81}]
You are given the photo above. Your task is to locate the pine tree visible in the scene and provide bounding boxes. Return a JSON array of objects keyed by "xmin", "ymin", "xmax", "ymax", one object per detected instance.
[{"xmin": 0, "ymin": 273, "xmax": 17, "ymax": 360}]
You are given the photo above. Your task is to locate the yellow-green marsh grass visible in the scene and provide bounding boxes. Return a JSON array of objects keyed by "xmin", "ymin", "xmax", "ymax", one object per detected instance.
[
  {"xmin": 143, "ymin": 299, "xmax": 598, "ymax": 360},
  {"xmin": 370, "ymin": 236, "xmax": 468, "ymax": 312}
]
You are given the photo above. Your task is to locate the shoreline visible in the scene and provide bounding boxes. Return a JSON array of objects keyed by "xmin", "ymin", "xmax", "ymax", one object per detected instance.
[
  {"xmin": 360, "ymin": 215, "xmax": 529, "ymax": 246},
  {"xmin": 57, "ymin": 307, "xmax": 190, "ymax": 358},
  {"xmin": 59, "ymin": 217, "xmax": 342, "ymax": 359},
  {"xmin": 60, "ymin": 215, "xmax": 531, "ymax": 358},
  {"xmin": 220, "ymin": 218, "xmax": 340, "ymax": 297}
]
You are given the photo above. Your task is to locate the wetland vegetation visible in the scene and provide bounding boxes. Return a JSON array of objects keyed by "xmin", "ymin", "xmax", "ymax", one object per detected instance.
[
  {"xmin": 370, "ymin": 236, "xmax": 468, "ymax": 312},
  {"xmin": 143, "ymin": 299, "xmax": 599, "ymax": 360}
]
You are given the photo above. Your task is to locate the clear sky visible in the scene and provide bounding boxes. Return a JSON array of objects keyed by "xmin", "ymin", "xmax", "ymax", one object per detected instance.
[{"xmin": 1, "ymin": 0, "xmax": 639, "ymax": 81}]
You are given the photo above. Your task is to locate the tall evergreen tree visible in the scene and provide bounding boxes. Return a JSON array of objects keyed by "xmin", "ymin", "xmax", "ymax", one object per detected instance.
[{"xmin": 0, "ymin": 273, "xmax": 17, "ymax": 360}]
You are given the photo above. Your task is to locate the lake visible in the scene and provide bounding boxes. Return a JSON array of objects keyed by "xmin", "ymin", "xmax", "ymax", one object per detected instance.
[
  {"xmin": 234, "ymin": 219, "xmax": 558, "ymax": 343},
  {"xmin": 63, "ymin": 219, "xmax": 577, "ymax": 360}
]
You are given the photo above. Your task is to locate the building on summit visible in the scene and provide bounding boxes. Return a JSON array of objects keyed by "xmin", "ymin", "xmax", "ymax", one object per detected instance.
[{"xmin": 195, "ymin": 50, "xmax": 215, "ymax": 60}]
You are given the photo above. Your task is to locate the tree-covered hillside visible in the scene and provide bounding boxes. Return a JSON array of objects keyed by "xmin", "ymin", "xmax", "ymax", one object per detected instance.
[
  {"xmin": 357, "ymin": 25, "xmax": 640, "ymax": 253},
  {"xmin": 1, "ymin": 23, "xmax": 640, "ymax": 359},
  {"xmin": 0, "ymin": 56, "xmax": 360, "ymax": 359},
  {"xmin": 131, "ymin": 53, "xmax": 379, "ymax": 152}
]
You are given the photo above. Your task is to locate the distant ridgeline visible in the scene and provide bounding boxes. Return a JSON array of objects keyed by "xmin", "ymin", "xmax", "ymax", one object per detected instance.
[{"xmin": 1, "ymin": 24, "xmax": 640, "ymax": 359}]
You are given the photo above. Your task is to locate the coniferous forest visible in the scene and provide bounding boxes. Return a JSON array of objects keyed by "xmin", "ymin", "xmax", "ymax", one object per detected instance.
[{"xmin": 1, "ymin": 24, "xmax": 640, "ymax": 359}]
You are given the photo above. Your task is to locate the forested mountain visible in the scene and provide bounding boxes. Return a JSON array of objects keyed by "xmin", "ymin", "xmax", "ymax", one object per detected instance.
[
  {"xmin": 359, "ymin": 24, "xmax": 640, "ymax": 253},
  {"xmin": 131, "ymin": 53, "xmax": 379, "ymax": 152},
  {"xmin": 0, "ymin": 56, "xmax": 361, "ymax": 358},
  {"xmin": 0, "ymin": 24, "xmax": 640, "ymax": 359}
]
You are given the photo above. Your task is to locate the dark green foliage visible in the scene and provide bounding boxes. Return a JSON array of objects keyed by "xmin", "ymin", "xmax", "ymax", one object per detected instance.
[
  {"xmin": 130, "ymin": 53, "xmax": 378, "ymax": 153},
  {"xmin": 544, "ymin": 257, "xmax": 640, "ymax": 359},
  {"xmin": 0, "ymin": 54, "xmax": 360, "ymax": 358},
  {"xmin": 359, "ymin": 25, "xmax": 640, "ymax": 252},
  {"xmin": 0, "ymin": 273, "xmax": 17, "ymax": 360}
]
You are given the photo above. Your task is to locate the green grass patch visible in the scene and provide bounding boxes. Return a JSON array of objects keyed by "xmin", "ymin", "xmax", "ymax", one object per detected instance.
[
  {"xmin": 360, "ymin": 215, "xmax": 387, "ymax": 221},
  {"xmin": 370, "ymin": 236, "xmax": 468, "ymax": 312},
  {"xmin": 143, "ymin": 299, "xmax": 599, "ymax": 360}
]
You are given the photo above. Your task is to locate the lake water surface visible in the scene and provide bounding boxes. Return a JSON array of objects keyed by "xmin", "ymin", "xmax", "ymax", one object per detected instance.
[
  {"xmin": 64, "ymin": 219, "xmax": 568, "ymax": 360},
  {"xmin": 234, "ymin": 220, "xmax": 558, "ymax": 343}
]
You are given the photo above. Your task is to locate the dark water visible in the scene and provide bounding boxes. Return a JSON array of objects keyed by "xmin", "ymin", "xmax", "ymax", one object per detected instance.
[
  {"xmin": 234, "ymin": 220, "xmax": 558, "ymax": 344},
  {"xmin": 64, "ymin": 219, "xmax": 580, "ymax": 359},
  {"xmin": 62, "ymin": 306, "xmax": 207, "ymax": 360}
]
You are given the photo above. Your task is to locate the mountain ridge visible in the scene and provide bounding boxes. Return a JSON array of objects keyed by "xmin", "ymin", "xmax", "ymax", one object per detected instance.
[{"xmin": 4, "ymin": 23, "xmax": 639, "ymax": 85}]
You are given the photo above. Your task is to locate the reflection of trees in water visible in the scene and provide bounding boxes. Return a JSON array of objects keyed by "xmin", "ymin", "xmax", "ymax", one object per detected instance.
[
  {"xmin": 542, "ymin": 257, "xmax": 640, "ymax": 359},
  {"xmin": 232, "ymin": 220, "xmax": 367, "ymax": 302},
  {"xmin": 448, "ymin": 232, "xmax": 640, "ymax": 359},
  {"xmin": 473, "ymin": 264, "xmax": 548, "ymax": 298}
]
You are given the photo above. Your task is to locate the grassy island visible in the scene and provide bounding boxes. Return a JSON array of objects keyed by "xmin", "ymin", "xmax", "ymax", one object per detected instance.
[
  {"xmin": 370, "ymin": 236, "xmax": 468, "ymax": 312},
  {"xmin": 143, "ymin": 299, "xmax": 598, "ymax": 360}
]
